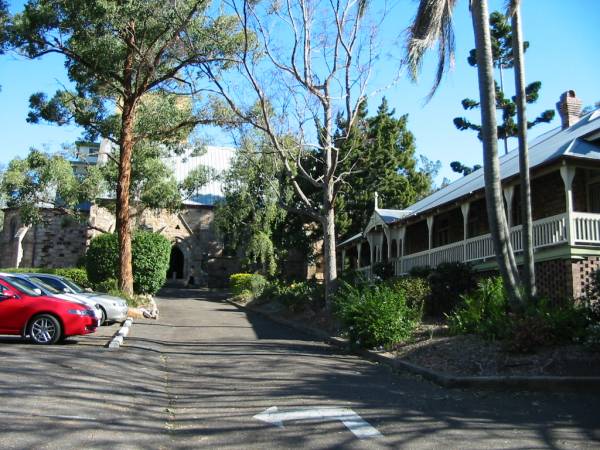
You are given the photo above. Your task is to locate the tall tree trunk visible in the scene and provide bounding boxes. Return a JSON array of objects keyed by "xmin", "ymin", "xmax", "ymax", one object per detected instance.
[
  {"xmin": 116, "ymin": 31, "xmax": 136, "ymax": 296},
  {"xmin": 511, "ymin": 1, "xmax": 536, "ymax": 300},
  {"xmin": 117, "ymin": 98, "xmax": 135, "ymax": 296},
  {"xmin": 471, "ymin": 0, "xmax": 522, "ymax": 306},
  {"xmin": 498, "ymin": 65, "xmax": 509, "ymax": 155},
  {"xmin": 322, "ymin": 182, "xmax": 338, "ymax": 311}
]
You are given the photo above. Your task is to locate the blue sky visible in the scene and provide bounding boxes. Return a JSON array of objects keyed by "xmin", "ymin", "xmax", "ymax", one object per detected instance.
[{"xmin": 1, "ymin": 0, "xmax": 598, "ymax": 184}]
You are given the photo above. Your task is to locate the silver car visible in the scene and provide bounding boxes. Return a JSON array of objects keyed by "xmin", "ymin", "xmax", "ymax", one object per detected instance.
[{"xmin": 27, "ymin": 274, "xmax": 129, "ymax": 325}]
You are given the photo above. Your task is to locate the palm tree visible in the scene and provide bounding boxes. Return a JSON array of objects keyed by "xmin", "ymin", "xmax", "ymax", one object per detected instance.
[
  {"xmin": 509, "ymin": 0, "xmax": 536, "ymax": 300},
  {"xmin": 406, "ymin": 0, "xmax": 523, "ymax": 306}
]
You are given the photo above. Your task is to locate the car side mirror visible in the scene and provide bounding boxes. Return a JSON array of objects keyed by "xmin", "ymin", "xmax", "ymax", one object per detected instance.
[
  {"xmin": 33, "ymin": 288, "xmax": 43, "ymax": 295},
  {"xmin": 63, "ymin": 287, "xmax": 71, "ymax": 293},
  {"xmin": 85, "ymin": 288, "xmax": 93, "ymax": 293}
]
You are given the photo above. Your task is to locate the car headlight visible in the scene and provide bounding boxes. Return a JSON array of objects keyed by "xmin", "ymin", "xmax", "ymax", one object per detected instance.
[{"xmin": 68, "ymin": 309, "xmax": 96, "ymax": 317}]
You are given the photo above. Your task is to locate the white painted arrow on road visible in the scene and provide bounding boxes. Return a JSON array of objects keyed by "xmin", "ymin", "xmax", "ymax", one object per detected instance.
[{"xmin": 253, "ymin": 406, "xmax": 382, "ymax": 439}]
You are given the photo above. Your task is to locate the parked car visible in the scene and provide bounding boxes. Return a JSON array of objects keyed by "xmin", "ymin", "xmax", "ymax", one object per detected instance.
[
  {"xmin": 26, "ymin": 273, "xmax": 129, "ymax": 325},
  {"xmin": 0, "ymin": 273, "xmax": 103, "ymax": 324},
  {"xmin": 0, "ymin": 275, "xmax": 98, "ymax": 344}
]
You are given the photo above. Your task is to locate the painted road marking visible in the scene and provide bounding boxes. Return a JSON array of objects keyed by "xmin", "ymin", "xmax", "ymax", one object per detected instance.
[{"xmin": 253, "ymin": 406, "xmax": 382, "ymax": 439}]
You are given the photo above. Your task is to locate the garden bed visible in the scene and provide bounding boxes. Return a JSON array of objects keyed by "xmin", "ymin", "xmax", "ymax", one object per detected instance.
[{"xmin": 393, "ymin": 324, "xmax": 600, "ymax": 377}]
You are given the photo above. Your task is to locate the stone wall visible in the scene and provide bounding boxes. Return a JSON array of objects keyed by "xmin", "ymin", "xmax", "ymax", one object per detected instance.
[{"xmin": 0, "ymin": 209, "xmax": 89, "ymax": 268}]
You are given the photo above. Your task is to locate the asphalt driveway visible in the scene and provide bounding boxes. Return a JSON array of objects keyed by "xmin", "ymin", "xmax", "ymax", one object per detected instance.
[{"xmin": 0, "ymin": 288, "xmax": 599, "ymax": 449}]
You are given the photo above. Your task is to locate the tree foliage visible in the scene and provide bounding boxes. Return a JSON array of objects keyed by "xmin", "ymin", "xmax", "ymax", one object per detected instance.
[
  {"xmin": 214, "ymin": 132, "xmax": 312, "ymax": 276},
  {"xmin": 335, "ymin": 98, "xmax": 433, "ymax": 237},
  {"xmin": 1, "ymin": 149, "xmax": 104, "ymax": 224},
  {"xmin": 452, "ymin": 11, "xmax": 554, "ymax": 150},
  {"xmin": 9, "ymin": 0, "xmax": 241, "ymax": 293},
  {"xmin": 450, "ymin": 161, "xmax": 482, "ymax": 177}
]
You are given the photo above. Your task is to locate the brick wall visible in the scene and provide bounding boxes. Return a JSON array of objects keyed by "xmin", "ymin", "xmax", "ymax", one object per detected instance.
[
  {"xmin": 535, "ymin": 259, "xmax": 574, "ymax": 302},
  {"xmin": 476, "ymin": 255, "xmax": 600, "ymax": 302},
  {"xmin": 570, "ymin": 255, "xmax": 600, "ymax": 299}
]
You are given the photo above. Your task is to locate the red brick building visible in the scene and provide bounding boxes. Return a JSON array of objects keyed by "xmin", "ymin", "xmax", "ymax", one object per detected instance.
[{"xmin": 338, "ymin": 92, "xmax": 600, "ymax": 300}]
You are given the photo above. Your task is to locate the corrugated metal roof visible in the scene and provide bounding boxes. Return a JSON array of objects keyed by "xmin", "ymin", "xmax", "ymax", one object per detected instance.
[
  {"xmin": 164, "ymin": 146, "xmax": 235, "ymax": 206},
  {"xmin": 385, "ymin": 111, "xmax": 600, "ymax": 223},
  {"xmin": 376, "ymin": 209, "xmax": 412, "ymax": 224}
]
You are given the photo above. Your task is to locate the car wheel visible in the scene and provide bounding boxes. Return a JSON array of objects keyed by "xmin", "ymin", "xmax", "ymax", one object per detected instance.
[
  {"xmin": 99, "ymin": 307, "xmax": 107, "ymax": 326},
  {"xmin": 28, "ymin": 314, "xmax": 62, "ymax": 345}
]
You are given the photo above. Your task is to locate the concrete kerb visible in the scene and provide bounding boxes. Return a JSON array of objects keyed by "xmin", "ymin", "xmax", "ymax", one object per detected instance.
[
  {"xmin": 224, "ymin": 297, "xmax": 600, "ymax": 392},
  {"xmin": 107, "ymin": 318, "xmax": 134, "ymax": 350}
]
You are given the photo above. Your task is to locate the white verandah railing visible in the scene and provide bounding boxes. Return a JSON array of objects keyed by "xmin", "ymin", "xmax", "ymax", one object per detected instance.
[
  {"xmin": 360, "ymin": 212, "xmax": 600, "ymax": 278},
  {"xmin": 392, "ymin": 213, "xmax": 570, "ymax": 275}
]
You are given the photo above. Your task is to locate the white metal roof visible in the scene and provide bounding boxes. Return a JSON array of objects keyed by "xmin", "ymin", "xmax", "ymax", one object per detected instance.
[{"xmin": 164, "ymin": 146, "xmax": 235, "ymax": 206}]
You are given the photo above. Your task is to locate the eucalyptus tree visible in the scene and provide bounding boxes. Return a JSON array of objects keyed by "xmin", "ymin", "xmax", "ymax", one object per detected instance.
[
  {"xmin": 406, "ymin": 0, "xmax": 522, "ymax": 305},
  {"xmin": 10, "ymin": 0, "xmax": 240, "ymax": 294},
  {"xmin": 203, "ymin": 0, "xmax": 390, "ymax": 307}
]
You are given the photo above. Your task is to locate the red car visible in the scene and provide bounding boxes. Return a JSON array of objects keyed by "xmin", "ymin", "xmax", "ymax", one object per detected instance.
[{"xmin": 0, "ymin": 275, "xmax": 98, "ymax": 344}]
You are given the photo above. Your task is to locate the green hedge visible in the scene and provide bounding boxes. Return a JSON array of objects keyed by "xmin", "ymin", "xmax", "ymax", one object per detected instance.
[
  {"xmin": 230, "ymin": 273, "xmax": 267, "ymax": 299},
  {"xmin": 85, "ymin": 231, "xmax": 171, "ymax": 295},
  {"xmin": 1, "ymin": 267, "xmax": 92, "ymax": 289},
  {"xmin": 85, "ymin": 233, "xmax": 119, "ymax": 284},
  {"xmin": 132, "ymin": 232, "xmax": 171, "ymax": 295}
]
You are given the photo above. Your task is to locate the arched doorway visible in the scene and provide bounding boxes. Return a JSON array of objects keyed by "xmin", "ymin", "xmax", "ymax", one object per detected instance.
[{"xmin": 167, "ymin": 246, "xmax": 185, "ymax": 279}]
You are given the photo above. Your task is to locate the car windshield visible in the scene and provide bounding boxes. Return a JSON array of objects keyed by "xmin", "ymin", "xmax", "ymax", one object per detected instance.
[
  {"xmin": 27, "ymin": 277, "xmax": 61, "ymax": 294},
  {"xmin": 4, "ymin": 277, "xmax": 43, "ymax": 297},
  {"xmin": 61, "ymin": 278, "xmax": 85, "ymax": 293}
]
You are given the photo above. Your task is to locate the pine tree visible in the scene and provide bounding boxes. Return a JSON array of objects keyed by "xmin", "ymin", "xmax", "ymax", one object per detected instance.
[
  {"xmin": 452, "ymin": 11, "xmax": 554, "ymax": 155},
  {"xmin": 336, "ymin": 98, "xmax": 432, "ymax": 237}
]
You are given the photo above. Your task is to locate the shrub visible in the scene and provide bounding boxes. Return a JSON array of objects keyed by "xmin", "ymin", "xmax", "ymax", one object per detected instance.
[
  {"xmin": 388, "ymin": 276, "xmax": 430, "ymax": 314},
  {"xmin": 86, "ymin": 233, "xmax": 119, "ymax": 284},
  {"xmin": 93, "ymin": 278, "xmax": 119, "ymax": 294},
  {"xmin": 447, "ymin": 277, "xmax": 510, "ymax": 340},
  {"xmin": 52, "ymin": 268, "xmax": 92, "ymax": 289},
  {"xmin": 230, "ymin": 273, "xmax": 267, "ymax": 299},
  {"xmin": 86, "ymin": 231, "xmax": 171, "ymax": 295},
  {"xmin": 506, "ymin": 299, "xmax": 590, "ymax": 353},
  {"xmin": 270, "ymin": 280, "xmax": 325, "ymax": 313},
  {"xmin": 334, "ymin": 282, "xmax": 421, "ymax": 349},
  {"xmin": 408, "ymin": 266, "xmax": 433, "ymax": 279},
  {"xmin": 425, "ymin": 262, "xmax": 477, "ymax": 316},
  {"xmin": 131, "ymin": 232, "xmax": 171, "ymax": 295},
  {"xmin": 372, "ymin": 262, "xmax": 394, "ymax": 280}
]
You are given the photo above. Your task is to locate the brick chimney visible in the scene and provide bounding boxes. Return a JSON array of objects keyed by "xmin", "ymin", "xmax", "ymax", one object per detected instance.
[{"xmin": 556, "ymin": 90, "xmax": 583, "ymax": 129}]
